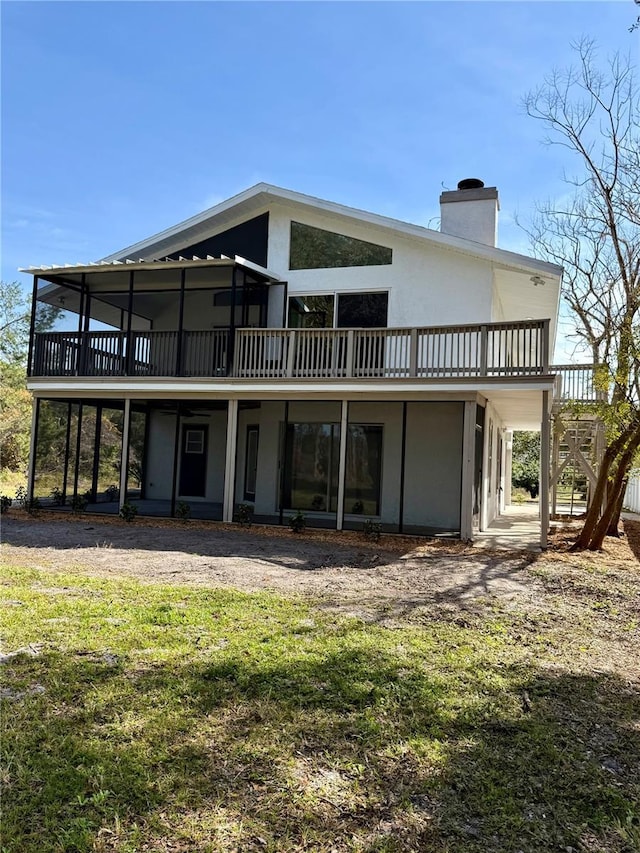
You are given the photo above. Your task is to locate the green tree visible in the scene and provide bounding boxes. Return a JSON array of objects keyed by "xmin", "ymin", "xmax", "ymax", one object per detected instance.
[
  {"xmin": 512, "ymin": 431, "xmax": 540, "ymax": 498},
  {"xmin": 0, "ymin": 281, "xmax": 61, "ymax": 475},
  {"xmin": 524, "ymin": 40, "xmax": 640, "ymax": 550},
  {"xmin": 0, "ymin": 282, "xmax": 32, "ymax": 472}
]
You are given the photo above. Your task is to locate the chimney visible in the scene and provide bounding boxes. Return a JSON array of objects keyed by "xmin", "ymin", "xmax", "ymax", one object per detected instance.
[{"xmin": 439, "ymin": 178, "xmax": 499, "ymax": 247}]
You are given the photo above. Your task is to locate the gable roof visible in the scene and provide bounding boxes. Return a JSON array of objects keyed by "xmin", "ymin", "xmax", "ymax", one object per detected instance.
[{"xmin": 102, "ymin": 182, "xmax": 563, "ymax": 280}]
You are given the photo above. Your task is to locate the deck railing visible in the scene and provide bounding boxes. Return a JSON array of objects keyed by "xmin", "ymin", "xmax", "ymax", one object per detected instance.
[
  {"xmin": 32, "ymin": 330, "xmax": 229, "ymax": 378},
  {"xmin": 31, "ymin": 320, "xmax": 551, "ymax": 381},
  {"xmin": 552, "ymin": 363, "xmax": 607, "ymax": 402},
  {"xmin": 234, "ymin": 320, "xmax": 550, "ymax": 379}
]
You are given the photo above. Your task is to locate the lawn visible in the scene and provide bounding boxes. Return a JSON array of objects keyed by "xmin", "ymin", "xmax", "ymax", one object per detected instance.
[{"xmin": 1, "ymin": 543, "xmax": 639, "ymax": 852}]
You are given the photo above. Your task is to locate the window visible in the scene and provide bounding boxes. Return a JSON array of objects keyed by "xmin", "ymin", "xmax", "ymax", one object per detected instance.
[
  {"xmin": 288, "ymin": 292, "xmax": 388, "ymax": 329},
  {"xmin": 288, "ymin": 295, "xmax": 335, "ymax": 329},
  {"xmin": 282, "ymin": 423, "xmax": 340, "ymax": 512},
  {"xmin": 289, "ymin": 222, "xmax": 392, "ymax": 270},
  {"xmin": 346, "ymin": 425, "xmax": 383, "ymax": 516},
  {"xmin": 281, "ymin": 422, "xmax": 383, "ymax": 516},
  {"xmin": 184, "ymin": 429, "xmax": 205, "ymax": 454},
  {"xmin": 337, "ymin": 292, "xmax": 388, "ymax": 328}
]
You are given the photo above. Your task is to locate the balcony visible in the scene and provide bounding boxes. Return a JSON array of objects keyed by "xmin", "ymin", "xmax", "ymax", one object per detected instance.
[{"xmin": 31, "ymin": 319, "xmax": 553, "ymax": 382}]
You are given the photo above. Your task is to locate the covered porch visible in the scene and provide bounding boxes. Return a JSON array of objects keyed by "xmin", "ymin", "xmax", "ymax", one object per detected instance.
[{"xmin": 25, "ymin": 257, "xmax": 285, "ymax": 379}]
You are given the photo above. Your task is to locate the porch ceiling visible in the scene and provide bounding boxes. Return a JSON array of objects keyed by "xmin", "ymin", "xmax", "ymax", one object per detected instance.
[
  {"xmin": 493, "ymin": 267, "xmax": 560, "ymax": 351},
  {"xmin": 483, "ymin": 387, "xmax": 547, "ymax": 431}
]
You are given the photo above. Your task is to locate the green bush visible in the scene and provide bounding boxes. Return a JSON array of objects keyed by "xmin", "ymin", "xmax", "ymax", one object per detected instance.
[
  {"xmin": 119, "ymin": 502, "xmax": 138, "ymax": 523},
  {"xmin": 15, "ymin": 485, "xmax": 40, "ymax": 516},
  {"xmin": 175, "ymin": 501, "xmax": 191, "ymax": 522},
  {"xmin": 69, "ymin": 493, "xmax": 88, "ymax": 514},
  {"xmin": 234, "ymin": 503, "xmax": 253, "ymax": 526},
  {"xmin": 363, "ymin": 519, "xmax": 382, "ymax": 541},
  {"xmin": 289, "ymin": 509, "xmax": 306, "ymax": 534},
  {"xmin": 50, "ymin": 486, "xmax": 66, "ymax": 507}
]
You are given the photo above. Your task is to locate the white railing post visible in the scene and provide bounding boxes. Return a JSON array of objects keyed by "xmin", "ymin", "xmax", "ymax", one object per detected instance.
[
  {"xmin": 542, "ymin": 320, "xmax": 550, "ymax": 373},
  {"xmin": 409, "ymin": 328, "xmax": 418, "ymax": 377},
  {"xmin": 480, "ymin": 325, "xmax": 488, "ymax": 375},
  {"xmin": 286, "ymin": 330, "xmax": 296, "ymax": 377},
  {"xmin": 345, "ymin": 330, "xmax": 355, "ymax": 378}
]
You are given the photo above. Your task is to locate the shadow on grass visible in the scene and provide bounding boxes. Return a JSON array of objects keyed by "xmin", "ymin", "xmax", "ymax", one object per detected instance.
[{"xmin": 3, "ymin": 639, "xmax": 639, "ymax": 853}]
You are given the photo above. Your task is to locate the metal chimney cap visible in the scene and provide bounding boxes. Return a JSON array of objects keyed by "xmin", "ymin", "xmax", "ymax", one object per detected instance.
[{"xmin": 457, "ymin": 178, "xmax": 485, "ymax": 190}]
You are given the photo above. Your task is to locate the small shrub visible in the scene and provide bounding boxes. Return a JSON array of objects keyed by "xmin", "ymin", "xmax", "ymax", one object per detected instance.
[
  {"xmin": 363, "ymin": 519, "xmax": 382, "ymax": 542},
  {"xmin": 50, "ymin": 486, "xmax": 66, "ymax": 506},
  {"xmin": 105, "ymin": 484, "xmax": 119, "ymax": 503},
  {"xmin": 15, "ymin": 485, "xmax": 41, "ymax": 516},
  {"xmin": 289, "ymin": 509, "xmax": 306, "ymax": 534},
  {"xmin": 1, "ymin": 495, "xmax": 12, "ymax": 514},
  {"xmin": 176, "ymin": 501, "xmax": 191, "ymax": 521},
  {"xmin": 512, "ymin": 488, "xmax": 528, "ymax": 505},
  {"xmin": 311, "ymin": 495, "xmax": 326, "ymax": 511},
  {"xmin": 234, "ymin": 503, "xmax": 253, "ymax": 526},
  {"xmin": 119, "ymin": 502, "xmax": 138, "ymax": 522},
  {"xmin": 351, "ymin": 500, "xmax": 364, "ymax": 514},
  {"xmin": 69, "ymin": 493, "xmax": 88, "ymax": 513}
]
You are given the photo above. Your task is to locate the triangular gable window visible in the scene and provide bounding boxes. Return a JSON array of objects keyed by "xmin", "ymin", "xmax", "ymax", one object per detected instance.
[
  {"xmin": 165, "ymin": 213, "xmax": 269, "ymax": 267},
  {"xmin": 289, "ymin": 222, "xmax": 392, "ymax": 270}
]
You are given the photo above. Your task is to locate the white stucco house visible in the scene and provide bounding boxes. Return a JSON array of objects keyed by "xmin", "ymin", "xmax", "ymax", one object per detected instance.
[{"xmin": 24, "ymin": 179, "xmax": 581, "ymax": 545}]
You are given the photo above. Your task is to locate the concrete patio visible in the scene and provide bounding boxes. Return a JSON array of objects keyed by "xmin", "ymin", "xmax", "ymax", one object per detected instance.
[{"xmin": 475, "ymin": 504, "xmax": 543, "ymax": 552}]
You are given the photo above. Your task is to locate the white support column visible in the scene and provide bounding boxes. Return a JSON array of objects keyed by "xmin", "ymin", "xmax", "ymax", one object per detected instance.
[
  {"xmin": 26, "ymin": 398, "xmax": 39, "ymax": 500},
  {"xmin": 460, "ymin": 400, "xmax": 476, "ymax": 541},
  {"xmin": 540, "ymin": 390, "xmax": 551, "ymax": 550},
  {"xmin": 336, "ymin": 400, "xmax": 349, "ymax": 531},
  {"xmin": 118, "ymin": 398, "xmax": 131, "ymax": 510},
  {"xmin": 223, "ymin": 399, "xmax": 239, "ymax": 522},
  {"xmin": 504, "ymin": 430, "xmax": 513, "ymax": 507}
]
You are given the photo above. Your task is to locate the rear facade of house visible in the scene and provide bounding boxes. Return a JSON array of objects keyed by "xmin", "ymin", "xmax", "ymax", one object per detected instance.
[{"xmin": 24, "ymin": 180, "xmax": 569, "ymax": 544}]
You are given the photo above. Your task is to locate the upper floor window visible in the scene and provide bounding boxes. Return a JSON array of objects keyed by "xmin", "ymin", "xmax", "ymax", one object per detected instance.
[
  {"xmin": 288, "ymin": 292, "xmax": 388, "ymax": 329},
  {"xmin": 289, "ymin": 222, "xmax": 392, "ymax": 270}
]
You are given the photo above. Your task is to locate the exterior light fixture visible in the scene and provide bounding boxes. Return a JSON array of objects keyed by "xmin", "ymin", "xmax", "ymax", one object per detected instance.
[{"xmin": 530, "ymin": 275, "xmax": 545, "ymax": 287}]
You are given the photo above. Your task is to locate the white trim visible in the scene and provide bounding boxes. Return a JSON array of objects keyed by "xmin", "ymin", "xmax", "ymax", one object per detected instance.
[
  {"xmin": 26, "ymin": 399, "xmax": 38, "ymax": 500},
  {"xmin": 223, "ymin": 400, "xmax": 238, "ymax": 522},
  {"xmin": 27, "ymin": 377, "xmax": 557, "ymax": 398},
  {"xmin": 540, "ymin": 390, "xmax": 550, "ymax": 550},
  {"xmin": 99, "ymin": 183, "xmax": 563, "ymax": 278},
  {"xmin": 460, "ymin": 400, "xmax": 476, "ymax": 541},
  {"xmin": 336, "ymin": 401, "xmax": 349, "ymax": 531},
  {"xmin": 119, "ymin": 398, "xmax": 131, "ymax": 510}
]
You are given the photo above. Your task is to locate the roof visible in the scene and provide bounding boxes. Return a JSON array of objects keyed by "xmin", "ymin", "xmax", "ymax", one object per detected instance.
[
  {"xmin": 101, "ymin": 182, "xmax": 563, "ymax": 280},
  {"xmin": 19, "ymin": 255, "xmax": 284, "ymax": 283}
]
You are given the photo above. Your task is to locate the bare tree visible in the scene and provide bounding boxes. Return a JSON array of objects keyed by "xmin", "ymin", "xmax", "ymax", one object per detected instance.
[{"xmin": 524, "ymin": 39, "xmax": 640, "ymax": 551}]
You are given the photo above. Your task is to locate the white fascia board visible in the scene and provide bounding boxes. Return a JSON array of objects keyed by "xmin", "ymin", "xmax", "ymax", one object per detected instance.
[
  {"xmin": 27, "ymin": 375, "xmax": 557, "ymax": 399},
  {"xmin": 100, "ymin": 183, "xmax": 563, "ymax": 281},
  {"xmin": 234, "ymin": 255, "xmax": 283, "ymax": 282}
]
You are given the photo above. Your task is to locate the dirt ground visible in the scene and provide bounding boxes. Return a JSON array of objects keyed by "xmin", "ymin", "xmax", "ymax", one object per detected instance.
[
  {"xmin": 0, "ymin": 510, "xmax": 636, "ymax": 615},
  {"xmin": 1, "ymin": 511, "xmax": 548, "ymax": 617}
]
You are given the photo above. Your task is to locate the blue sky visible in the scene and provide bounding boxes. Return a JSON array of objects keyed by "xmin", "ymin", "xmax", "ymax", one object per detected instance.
[{"xmin": 1, "ymin": 0, "xmax": 636, "ymax": 299}]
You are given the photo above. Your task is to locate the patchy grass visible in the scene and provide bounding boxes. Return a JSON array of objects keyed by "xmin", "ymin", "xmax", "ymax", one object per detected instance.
[{"xmin": 1, "ymin": 560, "xmax": 639, "ymax": 853}]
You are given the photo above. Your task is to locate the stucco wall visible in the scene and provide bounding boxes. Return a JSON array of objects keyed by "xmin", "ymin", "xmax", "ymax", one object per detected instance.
[
  {"xmin": 402, "ymin": 402, "xmax": 464, "ymax": 532},
  {"xmin": 266, "ymin": 202, "xmax": 495, "ymax": 329}
]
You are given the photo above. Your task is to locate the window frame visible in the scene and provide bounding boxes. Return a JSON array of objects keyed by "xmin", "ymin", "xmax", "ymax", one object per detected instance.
[
  {"xmin": 289, "ymin": 220, "xmax": 393, "ymax": 271},
  {"xmin": 287, "ymin": 289, "xmax": 389, "ymax": 329}
]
